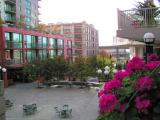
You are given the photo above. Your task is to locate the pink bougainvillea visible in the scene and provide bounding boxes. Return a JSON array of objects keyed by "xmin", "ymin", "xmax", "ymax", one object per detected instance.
[
  {"xmin": 104, "ymin": 79, "xmax": 121, "ymax": 93},
  {"xmin": 148, "ymin": 53, "xmax": 159, "ymax": 62},
  {"xmin": 145, "ymin": 61, "xmax": 160, "ymax": 71},
  {"xmin": 99, "ymin": 93, "xmax": 118, "ymax": 113},
  {"xmin": 125, "ymin": 57, "xmax": 145, "ymax": 74},
  {"xmin": 134, "ymin": 76, "xmax": 153, "ymax": 92},
  {"xmin": 135, "ymin": 96, "xmax": 150, "ymax": 113},
  {"xmin": 98, "ymin": 89, "xmax": 104, "ymax": 98},
  {"xmin": 114, "ymin": 71, "xmax": 129, "ymax": 81}
]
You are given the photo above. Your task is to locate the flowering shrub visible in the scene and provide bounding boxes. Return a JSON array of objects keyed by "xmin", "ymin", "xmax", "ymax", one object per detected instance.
[{"xmin": 97, "ymin": 53, "xmax": 160, "ymax": 120}]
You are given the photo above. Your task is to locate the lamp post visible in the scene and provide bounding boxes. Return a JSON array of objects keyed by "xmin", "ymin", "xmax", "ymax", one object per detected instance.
[
  {"xmin": 143, "ymin": 32, "xmax": 155, "ymax": 63},
  {"xmin": 104, "ymin": 69, "xmax": 109, "ymax": 81},
  {"xmin": 0, "ymin": 66, "xmax": 2, "ymax": 80},
  {"xmin": 2, "ymin": 68, "xmax": 7, "ymax": 88},
  {"xmin": 97, "ymin": 69, "xmax": 102, "ymax": 82}
]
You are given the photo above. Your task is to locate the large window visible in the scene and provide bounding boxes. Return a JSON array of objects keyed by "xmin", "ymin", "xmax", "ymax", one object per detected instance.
[
  {"xmin": 57, "ymin": 39, "xmax": 63, "ymax": 48},
  {"xmin": 13, "ymin": 33, "xmax": 22, "ymax": 48},
  {"xmin": 38, "ymin": 50, "xmax": 47, "ymax": 60},
  {"xmin": 13, "ymin": 50, "xmax": 22, "ymax": 63},
  {"xmin": 24, "ymin": 35, "xmax": 36, "ymax": 48},
  {"xmin": 25, "ymin": 50, "xmax": 36, "ymax": 62},
  {"xmin": 38, "ymin": 37, "xmax": 43, "ymax": 48},
  {"xmin": 49, "ymin": 50, "xmax": 55, "ymax": 58},
  {"xmin": 43, "ymin": 37, "xmax": 47, "ymax": 48},
  {"xmin": 49, "ymin": 38, "xmax": 55, "ymax": 48},
  {"xmin": 5, "ymin": 32, "xmax": 11, "ymax": 48}
]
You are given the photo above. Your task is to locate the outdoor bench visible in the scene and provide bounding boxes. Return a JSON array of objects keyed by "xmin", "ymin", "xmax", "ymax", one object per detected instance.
[{"xmin": 23, "ymin": 103, "xmax": 37, "ymax": 115}]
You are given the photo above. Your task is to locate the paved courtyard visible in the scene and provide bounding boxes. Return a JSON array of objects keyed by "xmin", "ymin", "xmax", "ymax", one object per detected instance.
[{"xmin": 4, "ymin": 83, "xmax": 99, "ymax": 120}]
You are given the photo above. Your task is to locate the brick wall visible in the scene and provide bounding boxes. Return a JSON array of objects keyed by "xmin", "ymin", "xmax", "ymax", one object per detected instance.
[{"xmin": 0, "ymin": 80, "xmax": 5, "ymax": 120}]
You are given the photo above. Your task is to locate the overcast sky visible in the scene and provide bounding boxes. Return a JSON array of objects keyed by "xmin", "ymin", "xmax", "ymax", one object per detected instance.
[{"xmin": 39, "ymin": 0, "xmax": 159, "ymax": 46}]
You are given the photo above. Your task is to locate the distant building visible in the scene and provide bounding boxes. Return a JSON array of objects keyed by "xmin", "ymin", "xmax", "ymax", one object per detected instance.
[
  {"xmin": 47, "ymin": 21, "xmax": 99, "ymax": 59},
  {"xmin": 0, "ymin": 0, "xmax": 39, "ymax": 28}
]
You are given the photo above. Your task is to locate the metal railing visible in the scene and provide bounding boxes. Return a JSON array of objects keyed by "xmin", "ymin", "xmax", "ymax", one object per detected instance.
[{"xmin": 118, "ymin": 7, "xmax": 160, "ymax": 28}]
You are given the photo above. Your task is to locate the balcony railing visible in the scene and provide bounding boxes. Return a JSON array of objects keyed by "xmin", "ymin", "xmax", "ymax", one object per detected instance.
[
  {"xmin": 5, "ymin": 59, "xmax": 20, "ymax": 65},
  {"xmin": 118, "ymin": 7, "xmax": 160, "ymax": 29},
  {"xmin": 5, "ymin": 41, "xmax": 22, "ymax": 49},
  {"xmin": 5, "ymin": 0, "xmax": 16, "ymax": 4},
  {"xmin": 117, "ymin": 8, "xmax": 160, "ymax": 42}
]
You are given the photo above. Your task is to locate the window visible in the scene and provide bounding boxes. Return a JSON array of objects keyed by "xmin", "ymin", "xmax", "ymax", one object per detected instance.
[
  {"xmin": 25, "ymin": 50, "xmax": 36, "ymax": 62},
  {"xmin": 5, "ymin": 32, "xmax": 11, "ymax": 48},
  {"xmin": 49, "ymin": 50, "xmax": 55, "ymax": 58},
  {"xmin": 13, "ymin": 33, "xmax": 22, "ymax": 48},
  {"xmin": 25, "ymin": 0, "xmax": 31, "ymax": 8},
  {"xmin": 58, "ymin": 50, "xmax": 63, "ymax": 55},
  {"xmin": 68, "ymin": 41, "xmax": 72, "ymax": 48},
  {"xmin": 25, "ymin": 8, "xmax": 31, "ymax": 15},
  {"xmin": 57, "ymin": 39, "xmax": 63, "ymax": 48},
  {"xmin": 17, "ymin": 6, "xmax": 21, "ymax": 11},
  {"xmin": 49, "ymin": 38, "xmax": 55, "ymax": 48},
  {"xmin": 74, "ymin": 34, "xmax": 82, "ymax": 39},
  {"xmin": 38, "ymin": 50, "xmax": 47, "ymax": 60},
  {"xmin": 24, "ymin": 35, "xmax": 36, "ymax": 48},
  {"xmin": 43, "ymin": 37, "xmax": 47, "ymax": 48},
  {"xmin": 13, "ymin": 50, "xmax": 22, "ymax": 63},
  {"xmin": 25, "ymin": 16, "xmax": 31, "ymax": 22}
]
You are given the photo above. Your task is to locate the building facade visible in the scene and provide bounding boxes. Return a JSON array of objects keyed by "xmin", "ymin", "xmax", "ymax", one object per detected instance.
[
  {"xmin": 0, "ymin": 0, "xmax": 39, "ymax": 28},
  {"xmin": 47, "ymin": 21, "xmax": 99, "ymax": 59},
  {"xmin": 0, "ymin": 26, "xmax": 73, "ymax": 87}
]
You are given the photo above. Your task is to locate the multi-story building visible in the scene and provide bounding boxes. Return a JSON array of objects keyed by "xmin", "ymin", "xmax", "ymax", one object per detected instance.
[
  {"xmin": 0, "ymin": 0, "xmax": 39, "ymax": 28},
  {"xmin": 47, "ymin": 21, "xmax": 99, "ymax": 59},
  {"xmin": 0, "ymin": 25, "xmax": 73, "ymax": 87},
  {"xmin": 116, "ymin": 5, "xmax": 160, "ymax": 58}
]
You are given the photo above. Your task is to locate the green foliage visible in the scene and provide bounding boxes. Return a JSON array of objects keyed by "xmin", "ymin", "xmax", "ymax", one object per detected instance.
[{"xmin": 97, "ymin": 112, "xmax": 125, "ymax": 120}]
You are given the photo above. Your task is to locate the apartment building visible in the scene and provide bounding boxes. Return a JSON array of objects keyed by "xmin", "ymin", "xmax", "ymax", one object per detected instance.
[
  {"xmin": 0, "ymin": 0, "xmax": 39, "ymax": 28},
  {"xmin": 47, "ymin": 21, "xmax": 99, "ymax": 59},
  {"xmin": 0, "ymin": 26, "xmax": 73, "ymax": 87}
]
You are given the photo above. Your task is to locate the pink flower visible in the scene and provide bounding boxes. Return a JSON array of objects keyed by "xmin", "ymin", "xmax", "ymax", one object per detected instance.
[
  {"xmin": 99, "ymin": 94, "xmax": 118, "ymax": 113},
  {"xmin": 114, "ymin": 71, "xmax": 129, "ymax": 81},
  {"xmin": 119, "ymin": 104, "xmax": 125, "ymax": 113},
  {"xmin": 98, "ymin": 89, "xmax": 104, "ymax": 98},
  {"xmin": 148, "ymin": 53, "xmax": 159, "ymax": 62},
  {"xmin": 134, "ymin": 76, "xmax": 153, "ymax": 92},
  {"xmin": 125, "ymin": 57, "xmax": 145, "ymax": 74},
  {"xmin": 145, "ymin": 61, "xmax": 160, "ymax": 71},
  {"xmin": 104, "ymin": 79, "xmax": 121, "ymax": 93},
  {"xmin": 135, "ymin": 96, "xmax": 150, "ymax": 113}
]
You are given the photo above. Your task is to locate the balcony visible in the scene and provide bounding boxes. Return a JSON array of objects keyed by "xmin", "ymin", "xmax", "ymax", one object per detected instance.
[
  {"xmin": 5, "ymin": 0, "xmax": 16, "ymax": 4},
  {"xmin": 5, "ymin": 8, "xmax": 16, "ymax": 14},
  {"xmin": 5, "ymin": 41, "xmax": 22, "ymax": 49},
  {"xmin": 116, "ymin": 8, "xmax": 160, "ymax": 43}
]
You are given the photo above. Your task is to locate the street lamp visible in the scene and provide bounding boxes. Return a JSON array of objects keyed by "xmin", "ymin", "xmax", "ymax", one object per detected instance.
[
  {"xmin": 143, "ymin": 32, "xmax": 155, "ymax": 63},
  {"xmin": 97, "ymin": 69, "xmax": 102, "ymax": 82},
  {"xmin": 104, "ymin": 69, "xmax": 109, "ymax": 81}
]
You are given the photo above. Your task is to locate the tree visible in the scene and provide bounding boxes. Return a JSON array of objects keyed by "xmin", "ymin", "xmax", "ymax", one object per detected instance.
[
  {"xmin": 35, "ymin": 23, "xmax": 47, "ymax": 33},
  {"xmin": 17, "ymin": 15, "xmax": 26, "ymax": 29}
]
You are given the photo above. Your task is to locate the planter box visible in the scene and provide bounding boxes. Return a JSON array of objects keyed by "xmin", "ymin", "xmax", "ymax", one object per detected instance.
[
  {"xmin": 0, "ymin": 81, "xmax": 4, "ymax": 96},
  {"xmin": 0, "ymin": 96, "xmax": 5, "ymax": 116}
]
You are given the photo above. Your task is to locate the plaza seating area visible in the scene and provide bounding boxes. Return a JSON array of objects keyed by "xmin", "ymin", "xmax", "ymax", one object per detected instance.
[{"xmin": 23, "ymin": 104, "xmax": 37, "ymax": 115}]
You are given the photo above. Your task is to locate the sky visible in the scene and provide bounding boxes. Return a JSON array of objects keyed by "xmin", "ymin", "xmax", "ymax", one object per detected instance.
[{"xmin": 39, "ymin": 0, "xmax": 159, "ymax": 46}]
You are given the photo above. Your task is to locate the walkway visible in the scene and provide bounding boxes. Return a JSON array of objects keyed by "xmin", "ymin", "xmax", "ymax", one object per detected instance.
[{"xmin": 5, "ymin": 83, "xmax": 99, "ymax": 120}]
